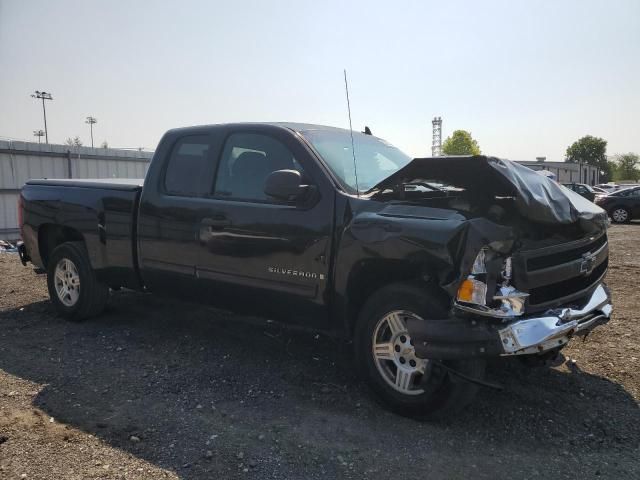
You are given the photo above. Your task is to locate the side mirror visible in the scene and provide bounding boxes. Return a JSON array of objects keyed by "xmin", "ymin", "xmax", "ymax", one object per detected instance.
[{"xmin": 264, "ymin": 169, "xmax": 309, "ymax": 201}]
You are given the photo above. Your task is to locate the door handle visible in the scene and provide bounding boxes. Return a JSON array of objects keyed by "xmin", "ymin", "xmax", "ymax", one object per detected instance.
[{"xmin": 201, "ymin": 215, "xmax": 231, "ymax": 231}]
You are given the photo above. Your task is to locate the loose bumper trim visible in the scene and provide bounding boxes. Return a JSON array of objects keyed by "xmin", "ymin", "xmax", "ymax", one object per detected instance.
[
  {"xmin": 498, "ymin": 284, "xmax": 611, "ymax": 355},
  {"xmin": 407, "ymin": 283, "xmax": 612, "ymax": 359}
]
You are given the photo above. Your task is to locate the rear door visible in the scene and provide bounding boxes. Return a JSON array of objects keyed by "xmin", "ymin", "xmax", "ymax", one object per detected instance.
[
  {"xmin": 628, "ymin": 188, "xmax": 640, "ymax": 216},
  {"xmin": 195, "ymin": 125, "xmax": 335, "ymax": 326},
  {"xmin": 137, "ymin": 129, "xmax": 224, "ymax": 295}
]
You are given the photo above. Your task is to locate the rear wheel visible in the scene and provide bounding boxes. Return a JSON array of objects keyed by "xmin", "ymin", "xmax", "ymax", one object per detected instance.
[
  {"xmin": 610, "ymin": 207, "xmax": 630, "ymax": 224},
  {"xmin": 46, "ymin": 242, "xmax": 109, "ymax": 321},
  {"xmin": 355, "ymin": 283, "xmax": 485, "ymax": 419}
]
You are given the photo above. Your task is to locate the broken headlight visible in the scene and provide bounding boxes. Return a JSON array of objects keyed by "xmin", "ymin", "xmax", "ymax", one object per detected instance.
[{"xmin": 456, "ymin": 248, "xmax": 528, "ymax": 318}]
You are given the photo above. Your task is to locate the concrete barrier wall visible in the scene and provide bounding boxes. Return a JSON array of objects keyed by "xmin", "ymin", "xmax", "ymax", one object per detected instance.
[{"xmin": 0, "ymin": 140, "xmax": 153, "ymax": 239}]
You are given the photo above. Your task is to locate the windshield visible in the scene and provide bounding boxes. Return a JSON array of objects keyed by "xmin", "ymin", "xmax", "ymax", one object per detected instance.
[{"xmin": 300, "ymin": 129, "xmax": 412, "ymax": 192}]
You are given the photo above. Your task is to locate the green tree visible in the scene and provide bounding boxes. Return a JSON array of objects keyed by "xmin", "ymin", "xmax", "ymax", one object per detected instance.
[
  {"xmin": 614, "ymin": 153, "xmax": 640, "ymax": 181},
  {"xmin": 565, "ymin": 135, "xmax": 607, "ymax": 169},
  {"xmin": 65, "ymin": 136, "xmax": 83, "ymax": 147},
  {"xmin": 604, "ymin": 160, "xmax": 617, "ymax": 183},
  {"xmin": 442, "ymin": 130, "xmax": 481, "ymax": 155}
]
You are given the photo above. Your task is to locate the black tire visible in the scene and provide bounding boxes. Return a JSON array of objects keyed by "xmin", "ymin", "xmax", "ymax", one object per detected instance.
[
  {"xmin": 609, "ymin": 207, "xmax": 631, "ymax": 224},
  {"xmin": 46, "ymin": 241, "xmax": 109, "ymax": 321},
  {"xmin": 354, "ymin": 283, "xmax": 485, "ymax": 419}
]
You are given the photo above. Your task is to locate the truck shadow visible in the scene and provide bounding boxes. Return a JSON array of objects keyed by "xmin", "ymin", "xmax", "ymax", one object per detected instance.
[{"xmin": 1, "ymin": 292, "xmax": 639, "ymax": 478}]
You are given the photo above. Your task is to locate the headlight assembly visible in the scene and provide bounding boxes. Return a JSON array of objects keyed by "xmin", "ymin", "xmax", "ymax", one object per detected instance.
[
  {"xmin": 457, "ymin": 277, "xmax": 488, "ymax": 305},
  {"xmin": 456, "ymin": 248, "xmax": 528, "ymax": 318}
]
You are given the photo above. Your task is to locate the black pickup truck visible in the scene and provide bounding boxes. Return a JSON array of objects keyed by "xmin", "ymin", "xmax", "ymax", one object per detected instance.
[{"xmin": 18, "ymin": 123, "xmax": 612, "ymax": 418}]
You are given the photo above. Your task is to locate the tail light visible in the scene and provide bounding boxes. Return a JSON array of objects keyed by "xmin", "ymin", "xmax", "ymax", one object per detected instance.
[{"xmin": 17, "ymin": 195, "xmax": 24, "ymax": 238}]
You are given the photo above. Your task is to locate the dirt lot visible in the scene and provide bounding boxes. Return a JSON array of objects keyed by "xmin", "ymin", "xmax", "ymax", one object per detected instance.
[{"xmin": 1, "ymin": 225, "xmax": 639, "ymax": 480}]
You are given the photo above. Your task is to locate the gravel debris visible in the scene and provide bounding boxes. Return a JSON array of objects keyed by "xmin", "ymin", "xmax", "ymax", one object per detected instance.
[{"xmin": 0, "ymin": 224, "xmax": 639, "ymax": 479}]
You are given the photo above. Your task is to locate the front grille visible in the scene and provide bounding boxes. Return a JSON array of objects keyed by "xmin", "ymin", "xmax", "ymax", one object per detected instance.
[
  {"xmin": 527, "ymin": 233, "xmax": 607, "ymax": 271},
  {"xmin": 514, "ymin": 232, "xmax": 608, "ymax": 309},
  {"xmin": 528, "ymin": 258, "xmax": 607, "ymax": 305}
]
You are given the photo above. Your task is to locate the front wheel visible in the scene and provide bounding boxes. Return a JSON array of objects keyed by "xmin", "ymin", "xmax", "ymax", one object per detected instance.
[
  {"xmin": 46, "ymin": 241, "xmax": 109, "ymax": 321},
  {"xmin": 610, "ymin": 207, "xmax": 631, "ymax": 224},
  {"xmin": 354, "ymin": 283, "xmax": 485, "ymax": 419}
]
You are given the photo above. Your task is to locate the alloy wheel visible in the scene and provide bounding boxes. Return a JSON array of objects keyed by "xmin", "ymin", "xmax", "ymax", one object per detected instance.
[
  {"xmin": 54, "ymin": 258, "xmax": 81, "ymax": 306},
  {"xmin": 372, "ymin": 310, "xmax": 429, "ymax": 395},
  {"xmin": 612, "ymin": 208, "xmax": 628, "ymax": 223}
]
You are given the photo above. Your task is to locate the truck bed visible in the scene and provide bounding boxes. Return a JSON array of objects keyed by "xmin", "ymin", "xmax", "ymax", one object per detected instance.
[
  {"xmin": 26, "ymin": 178, "xmax": 144, "ymax": 190},
  {"xmin": 21, "ymin": 178, "xmax": 143, "ymax": 290}
]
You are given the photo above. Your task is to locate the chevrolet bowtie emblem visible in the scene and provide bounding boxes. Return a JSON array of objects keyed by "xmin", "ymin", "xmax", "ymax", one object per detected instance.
[{"xmin": 579, "ymin": 252, "xmax": 596, "ymax": 276}]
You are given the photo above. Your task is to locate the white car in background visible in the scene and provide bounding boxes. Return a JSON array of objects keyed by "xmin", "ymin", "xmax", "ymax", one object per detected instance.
[{"xmin": 596, "ymin": 183, "xmax": 620, "ymax": 193}]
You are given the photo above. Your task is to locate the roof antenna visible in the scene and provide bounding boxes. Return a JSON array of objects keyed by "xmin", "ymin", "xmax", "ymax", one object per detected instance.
[{"xmin": 343, "ymin": 69, "xmax": 360, "ymax": 197}]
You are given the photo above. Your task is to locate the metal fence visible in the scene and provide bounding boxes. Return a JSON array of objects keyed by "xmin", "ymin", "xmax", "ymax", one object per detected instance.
[{"xmin": 0, "ymin": 140, "xmax": 153, "ymax": 239}]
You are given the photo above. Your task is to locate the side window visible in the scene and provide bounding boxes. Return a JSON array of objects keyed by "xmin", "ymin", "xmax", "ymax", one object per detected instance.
[
  {"xmin": 164, "ymin": 135, "xmax": 212, "ymax": 196},
  {"xmin": 213, "ymin": 133, "xmax": 302, "ymax": 201}
]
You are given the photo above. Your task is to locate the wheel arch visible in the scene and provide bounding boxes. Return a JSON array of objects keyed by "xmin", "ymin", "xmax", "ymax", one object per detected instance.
[
  {"xmin": 38, "ymin": 224, "xmax": 85, "ymax": 268},
  {"xmin": 609, "ymin": 204, "xmax": 632, "ymax": 222},
  {"xmin": 344, "ymin": 259, "xmax": 451, "ymax": 337}
]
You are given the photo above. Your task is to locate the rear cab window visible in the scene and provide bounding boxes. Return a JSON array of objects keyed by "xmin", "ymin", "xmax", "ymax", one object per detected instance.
[{"xmin": 164, "ymin": 135, "xmax": 213, "ymax": 197}]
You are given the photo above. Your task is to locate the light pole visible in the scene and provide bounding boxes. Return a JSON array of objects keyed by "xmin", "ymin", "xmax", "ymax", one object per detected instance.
[
  {"xmin": 85, "ymin": 116, "xmax": 97, "ymax": 148},
  {"xmin": 31, "ymin": 91, "xmax": 53, "ymax": 144},
  {"xmin": 33, "ymin": 130, "xmax": 45, "ymax": 144}
]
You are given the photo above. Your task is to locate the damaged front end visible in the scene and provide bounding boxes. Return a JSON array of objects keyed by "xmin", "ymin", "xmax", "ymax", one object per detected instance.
[{"xmin": 371, "ymin": 155, "xmax": 612, "ymax": 359}]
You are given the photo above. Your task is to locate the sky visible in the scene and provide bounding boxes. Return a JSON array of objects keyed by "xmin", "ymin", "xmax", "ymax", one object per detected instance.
[{"xmin": 0, "ymin": 0, "xmax": 638, "ymax": 160}]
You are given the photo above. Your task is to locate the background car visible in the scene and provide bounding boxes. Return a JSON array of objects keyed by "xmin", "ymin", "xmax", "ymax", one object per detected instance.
[
  {"xmin": 596, "ymin": 183, "xmax": 620, "ymax": 193},
  {"xmin": 595, "ymin": 186, "xmax": 640, "ymax": 223},
  {"xmin": 562, "ymin": 182, "xmax": 596, "ymax": 202}
]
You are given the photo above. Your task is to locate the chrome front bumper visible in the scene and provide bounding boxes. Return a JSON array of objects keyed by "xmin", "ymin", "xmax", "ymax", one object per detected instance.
[{"xmin": 498, "ymin": 284, "xmax": 612, "ymax": 355}]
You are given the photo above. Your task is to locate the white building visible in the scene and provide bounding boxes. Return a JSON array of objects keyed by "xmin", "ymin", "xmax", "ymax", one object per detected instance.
[{"xmin": 514, "ymin": 157, "xmax": 600, "ymax": 185}]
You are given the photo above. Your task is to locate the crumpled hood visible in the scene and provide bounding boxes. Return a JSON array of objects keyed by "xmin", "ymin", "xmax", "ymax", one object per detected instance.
[{"xmin": 371, "ymin": 155, "xmax": 608, "ymax": 231}]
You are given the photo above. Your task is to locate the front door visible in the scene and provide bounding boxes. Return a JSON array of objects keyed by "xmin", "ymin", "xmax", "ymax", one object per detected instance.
[{"xmin": 196, "ymin": 127, "xmax": 335, "ymax": 327}]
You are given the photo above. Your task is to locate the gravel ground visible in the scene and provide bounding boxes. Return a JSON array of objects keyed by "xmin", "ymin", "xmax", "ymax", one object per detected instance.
[{"xmin": 1, "ymin": 225, "xmax": 639, "ymax": 479}]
